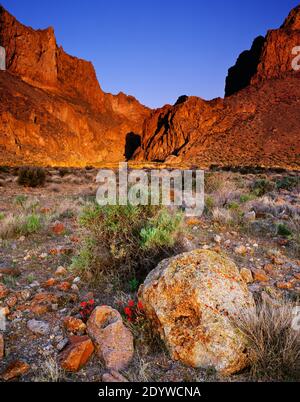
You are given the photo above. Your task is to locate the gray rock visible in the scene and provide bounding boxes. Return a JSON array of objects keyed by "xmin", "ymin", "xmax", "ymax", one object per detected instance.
[{"xmin": 27, "ymin": 319, "xmax": 50, "ymax": 336}]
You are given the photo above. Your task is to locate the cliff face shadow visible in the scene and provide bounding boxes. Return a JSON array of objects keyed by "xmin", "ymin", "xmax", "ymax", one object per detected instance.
[{"xmin": 124, "ymin": 132, "xmax": 141, "ymax": 160}]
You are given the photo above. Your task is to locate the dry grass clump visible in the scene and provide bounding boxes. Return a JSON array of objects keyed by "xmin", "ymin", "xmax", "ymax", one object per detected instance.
[
  {"xmin": 234, "ymin": 299, "xmax": 300, "ymax": 381},
  {"xmin": 212, "ymin": 207, "xmax": 233, "ymax": 225},
  {"xmin": 33, "ymin": 356, "xmax": 65, "ymax": 382}
]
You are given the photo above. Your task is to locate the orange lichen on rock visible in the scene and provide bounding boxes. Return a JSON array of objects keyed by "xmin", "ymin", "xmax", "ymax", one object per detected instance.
[{"xmin": 139, "ymin": 249, "xmax": 255, "ymax": 375}]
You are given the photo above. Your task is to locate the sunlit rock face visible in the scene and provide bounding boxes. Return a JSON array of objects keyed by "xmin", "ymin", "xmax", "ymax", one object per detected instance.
[
  {"xmin": 0, "ymin": 6, "xmax": 150, "ymax": 167},
  {"xmin": 134, "ymin": 6, "xmax": 300, "ymax": 171}
]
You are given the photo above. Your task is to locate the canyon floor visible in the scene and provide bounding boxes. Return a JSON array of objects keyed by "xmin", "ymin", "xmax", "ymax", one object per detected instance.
[{"xmin": 0, "ymin": 167, "xmax": 299, "ymax": 382}]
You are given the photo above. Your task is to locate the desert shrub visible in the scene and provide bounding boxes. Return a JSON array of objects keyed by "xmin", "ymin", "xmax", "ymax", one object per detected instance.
[
  {"xmin": 276, "ymin": 176, "xmax": 299, "ymax": 191},
  {"xmin": 277, "ymin": 223, "xmax": 293, "ymax": 238},
  {"xmin": 58, "ymin": 168, "xmax": 71, "ymax": 177},
  {"xmin": 252, "ymin": 178, "xmax": 275, "ymax": 197},
  {"xmin": 240, "ymin": 193, "xmax": 256, "ymax": 203},
  {"xmin": 18, "ymin": 167, "xmax": 46, "ymax": 188},
  {"xmin": 204, "ymin": 195, "xmax": 215, "ymax": 214},
  {"xmin": 0, "ymin": 166, "xmax": 10, "ymax": 173},
  {"xmin": 72, "ymin": 204, "xmax": 184, "ymax": 284},
  {"xmin": 0, "ymin": 212, "xmax": 4, "ymax": 220},
  {"xmin": 234, "ymin": 300, "xmax": 300, "ymax": 381}
]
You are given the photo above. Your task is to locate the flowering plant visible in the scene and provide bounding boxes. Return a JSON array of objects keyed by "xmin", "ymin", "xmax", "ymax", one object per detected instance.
[
  {"xmin": 123, "ymin": 299, "xmax": 145, "ymax": 324},
  {"xmin": 79, "ymin": 299, "xmax": 95, "ymax": 322}
]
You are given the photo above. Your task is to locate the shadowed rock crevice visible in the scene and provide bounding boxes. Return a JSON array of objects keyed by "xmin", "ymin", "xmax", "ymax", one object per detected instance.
[
  {"xmin": 124, "ymin": 132, "xmax": 141, "ymax": 160},
  {"xmin": 225, "ymin": 36, "xmax": 266, "ymax": 97}
]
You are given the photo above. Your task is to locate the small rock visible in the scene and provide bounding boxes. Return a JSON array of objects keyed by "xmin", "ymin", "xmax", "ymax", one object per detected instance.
[
  {"xmin": 57, "ymin": 282, "xmax": 71, "ymax": 292},
  {"xmin": 254, "ymin": 270, "xmax": 270, "ymax": 283},
  {"xmin": 102, "ymin": 370, "xmax": 128, "ymax": 383},
  {"xmin": 1, "ymin": 360, "xmax": 30, "ymax": 381},
  {"xmin": 27, "ymin": 319, "xmax": 50, "ymax": 336},
  {"xmin": 277, "ymin": 281, "xmax": 293, "ymax": 290},
  {"xmin": 244, "ymin": 211, "xmax": 256, "ymax": 222},
  {"xmin": 214, "ymin": 235, "xmax": 222, "ymax": 244},
  {"xmin": 42, "ymin": 278, "xmax": 57, "ymax": 288},
  {"xmin": 63, "ymin": 317, "xmax": 86, "ymax": 334},
  {"xmin": 294, "ymin": 273, "xmax": 300, "ymax": 280},
  {"xmin": 240, "ymin": 268, "xmax": 253, "ymax": 284},
  {"xmin": 16, "ymin": 289, "xmax": 31, "ymax": 301},
  {"xmin": 5, "ymin": 295, "xmax": 17, "ymax": 308},
  {"xmin": 52, "ymin": 221, "xmax": 65, "ymax": 235},
  {"xmin": 234, "ymin": 245, "xmax": 247, "ymax": 255},
  {"xmin": 60, "ymin": 335, "xmax": 94, "ymax": 372},
  {"xmin": 39, "ymin": 253, "xmax": 48, "ymax": 259},
  {"xmin": 56, "ymin": 338, "xmax": 69, "ymax": 351},
  {"xmin": 55, "ymin": 266, "xmax": 68, "ymax": 276},
  {"xmin": 0, "ymin": 267, "xmax": 21, "ymax": 276},
  {"xmin": 19, "ymin": 236, "xmax": 26, "ymax": 242},
  {"xmin": 71, "ymin": 284, "xmax": 79, "ymax": 292},
  {"xmin": 87, "ymin": 306, "xmax": 134, "ymax": 371},
  {"xmin": 73, "ymin": 277, "xmax": 81, "ymax": 284}
]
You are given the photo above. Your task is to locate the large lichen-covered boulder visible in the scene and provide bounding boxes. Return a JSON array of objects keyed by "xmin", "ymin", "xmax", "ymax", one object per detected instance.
[{"xmin": 139, "ymin": 249, "xmax": 255, "ymax": 375}]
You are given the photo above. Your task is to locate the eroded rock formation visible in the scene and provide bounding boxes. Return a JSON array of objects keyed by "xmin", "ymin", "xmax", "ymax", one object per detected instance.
[
  {"xmin": 0, "ymin": 6, "xmax": 150, "ymax": 166},
  {"xmin": 134, "ymin": 6, "xmax": 300, "ymax": 170}
]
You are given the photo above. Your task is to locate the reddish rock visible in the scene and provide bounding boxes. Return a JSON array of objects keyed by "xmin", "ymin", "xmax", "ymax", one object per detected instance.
[
  {"xmin": 87, "ymin": 306, "xmax": 134, "ymax": 371},
  {"xmin": 0, "ymin": 7, "xmax": 150, "ymax": 167},
  {"xmin": 60, "ymin": 336, "xmax": 94, "ymax": 372},
  {"xmin": 55, "ymin": 266, "xmax": 68, "ymax": 276},
  {"xmin": 0, "ymin": 267, "xmax": 20, "ymax": 276},
  {"xmin": 5, "ymin": 295, "xmax": 17, "ymax": 308},
  {"xmin": 1, "ymin": 360, "xmax": 30, "ymax": 381},
  {"xmin": 254, "ymin": 270, "xmax": 270, "ymax": 283},
  {"xmin": 133, "ymin": 6, "xmax": 300, "ymax": 170},
  {"xmin": 276, "ymin": 281, "xmax": 293, "ymax": 290},
  {"xmin": 57, "ymin": 282, "xmax": 71, "ymax": 292},
  {"xmin": 0, "ymin": 283, "xmax": 8, "ymax": 299},
  {"xmin": 63, "ymin": 317, "xmax": 86, "ymax": 334},
  {"xmin": 42, "ymin": 278, "xmax": 57, "ymax": 288},
  {"xmin": 52, "ymin": 222, "xmax": 65, "ymax": 235},
  {"xmin": 240, "ymin": 268, "xmax": 253, "ymax": 284},
  {"xmin": 102, "ymin": 371, "xmax": 128, "ymax": 382},
  {"xmin": 294, "ymin": 273, "xmax": 300, "ymax": 280}
]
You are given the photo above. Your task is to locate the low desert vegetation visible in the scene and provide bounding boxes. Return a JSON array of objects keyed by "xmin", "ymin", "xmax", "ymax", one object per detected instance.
[
  {"xmin": 17, "ymin": 166, "xmax": 46, "ymax": 187},
  {"xmin": 71, "ymin": 203, "xmax": 184, "ymax": 286},
  {"xmin": 234, "ymin": 299, "xmax": 300, "ymax": 381}
]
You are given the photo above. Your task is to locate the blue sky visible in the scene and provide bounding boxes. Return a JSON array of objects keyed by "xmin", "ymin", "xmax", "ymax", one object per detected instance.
[{"xmin": 1, "ymin": 0, "xmax": 299, "ymax": 107}]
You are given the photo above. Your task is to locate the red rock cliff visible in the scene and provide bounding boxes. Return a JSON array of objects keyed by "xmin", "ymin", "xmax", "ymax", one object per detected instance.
[
  {"xmin": 0, "ymin": 6, "xmax": 150, "ymax": 166},
  {"xmin": 134, "ymin": 6, "xmax": 300, "ymax": 170}
]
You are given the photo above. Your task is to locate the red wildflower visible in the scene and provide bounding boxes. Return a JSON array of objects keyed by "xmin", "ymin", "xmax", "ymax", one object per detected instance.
[
  {"xmin": 80, "ymin": 302, "xmax": 87, "ymax": 308},
  {"xmin": 124, "ymin": 307, "xmax": 132, "ymax": 317},
  {"xmin": 128, "ymin": 300, "xmax": 135, "ymax": 308},
  {"xmin": 137, "ymin": 301, "xmax": 144, "ymax": 310},
  {"xmin": 88, "ymin": 299, "xmax": 95, "ymax": 305}
]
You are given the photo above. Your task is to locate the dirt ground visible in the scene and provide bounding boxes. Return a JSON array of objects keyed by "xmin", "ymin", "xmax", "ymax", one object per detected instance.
[{"xmin": 0, "ymin": 167, "xmax": 299, "ymax": 382}]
